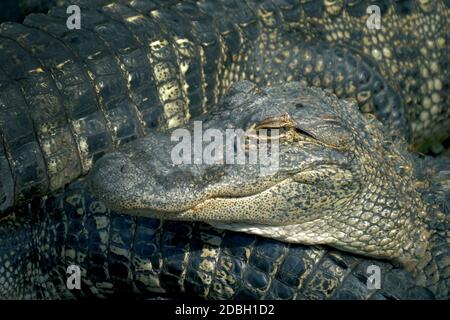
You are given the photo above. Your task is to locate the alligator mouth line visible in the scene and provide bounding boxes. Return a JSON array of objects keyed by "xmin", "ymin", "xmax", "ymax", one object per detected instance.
[{"xmin": 132, "ymin": 163, "xmax": 351, "ymax": 215}]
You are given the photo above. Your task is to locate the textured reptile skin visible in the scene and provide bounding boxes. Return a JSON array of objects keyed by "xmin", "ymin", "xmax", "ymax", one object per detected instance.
[
  {"xmin": 0, "ymin": 0, "xmax": 449, "ymax": 300},
  {"xmin": 0, "ymin": 178, "xmax": 438, "ymax": 300},
  {"xmin": 1, "ymin": 0, "xmax": 448, "ymax": 213},
  {"xmin": 1, "ymin": 82, "xmax": 449, "ymax": 299}
]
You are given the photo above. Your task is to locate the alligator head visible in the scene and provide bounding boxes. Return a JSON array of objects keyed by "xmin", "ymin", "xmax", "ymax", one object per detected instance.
[{"xmin": 88, "ymin": 81, "xmax": 430, "ymax": 270}]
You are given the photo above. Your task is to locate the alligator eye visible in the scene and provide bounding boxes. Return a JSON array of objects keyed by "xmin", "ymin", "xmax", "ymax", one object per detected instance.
[{"xmin": 294, "ymin": 127, "xmax": 316, "ymax": 140}]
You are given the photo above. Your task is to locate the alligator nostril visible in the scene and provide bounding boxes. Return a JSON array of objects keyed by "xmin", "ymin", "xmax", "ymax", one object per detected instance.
[{"xmin": 120, "ymin": 165, "xmax": 128, "ymax": 174}]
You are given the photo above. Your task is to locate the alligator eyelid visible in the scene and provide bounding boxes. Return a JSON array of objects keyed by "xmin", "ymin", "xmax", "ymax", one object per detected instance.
[
  {"xmin": 252, "ymin": 113, "xmax": 295, "ymax": 130},
  {"xmin": 295, "ymin": 127, "xmax": 316, "ymax": 139}
]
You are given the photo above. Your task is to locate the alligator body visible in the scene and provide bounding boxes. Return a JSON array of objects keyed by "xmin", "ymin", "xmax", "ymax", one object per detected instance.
[
  {"xmin": 1, "ymin": 0, "xmax": 449, "ymax": 213},
  {"xmin": 2, "ymin": 81, "xmax": 449, "ymax": 300},
  {"xmin": 0, "ymin": 0, "xmax": 449, "ymax": 300}
]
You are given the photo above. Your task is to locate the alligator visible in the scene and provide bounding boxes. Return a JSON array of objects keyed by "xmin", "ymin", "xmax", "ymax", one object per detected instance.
[
  {"xmin": 0, "ymin": 0, "xmax": 449, "ymax": 299},
  {"xmin": 2, "ymin": 81, "xmax": 449, "ymax": 299},
  {"xmin": 1, "ymin": 0, "xmax": 449, "ymax": 213},
  {"xmin": 0, "ymin": 0, "xmax": 62, "ymax": 23}
]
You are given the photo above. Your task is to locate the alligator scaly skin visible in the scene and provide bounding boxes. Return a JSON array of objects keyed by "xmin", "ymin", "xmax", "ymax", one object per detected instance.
[
  {"xmin": 1, "ymin": 81, "xmax": 449, "ymax": 300},
  {"xmin": 1, "ymin": 0, "xmax": 449, "ymax": 213},
  {"xmin": 0, "ymin": 178, "xmax": 438, "ymax": 300}
]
